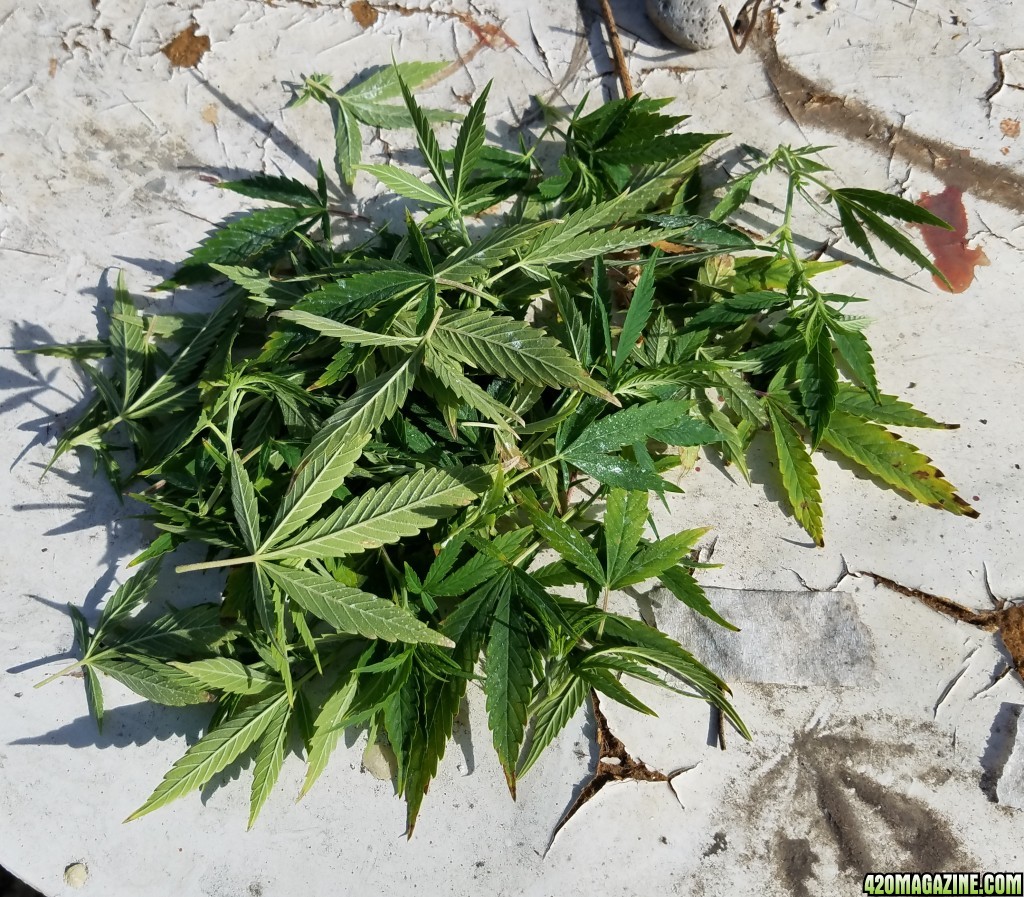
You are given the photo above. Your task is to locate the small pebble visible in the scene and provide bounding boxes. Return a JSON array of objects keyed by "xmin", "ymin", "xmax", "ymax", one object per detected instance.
[
  {"xmin": 361, "ymin": 741, "xmax": 396, "ymax": 781},
  {"xmin": 646, "ymin": 0, "xmax": 744, "ymax": 50},
  {"xmin": 63, "ymin": 863, "xmax": 88, "ymax": 889}
]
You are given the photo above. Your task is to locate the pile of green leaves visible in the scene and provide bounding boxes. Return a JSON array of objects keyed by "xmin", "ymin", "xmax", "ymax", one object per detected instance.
[{"xmin": 34, "ymin": 62, "xmax": 975, "ymax": 833}]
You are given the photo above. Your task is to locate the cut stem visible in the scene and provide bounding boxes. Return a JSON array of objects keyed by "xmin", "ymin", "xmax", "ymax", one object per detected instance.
[{"xmin": 176, "ymin": 555, "xmax": 257, "ymax": 574}]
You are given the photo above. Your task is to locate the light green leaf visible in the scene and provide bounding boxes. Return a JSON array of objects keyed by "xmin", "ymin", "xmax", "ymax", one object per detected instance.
[
  {"xmin": 171, "ymin": 658, "xmax": 278, "ymax": 696},
  {"xmin": 423, "ymin": 348, "xmax": 523, "ymax": 433},
  {"xmin": 274, "ymin": 309, "xmax": 421, "ymax": 346},
  {"xmin": 126, "ymin": 693, "xmax": 287, "ymax": 820},
  {"xmin": 767, "ymin": 403, "xmax": 824, "ymax": 546},
  {"xmin": 334, "ymin": 103, "xmax": 362, "ymax": 186},
  {"xmin": 822, "ymin": 411, "xmax": 977, "ymax": 517},
  {"xmin": 602, "ymin": 489, "xmax": 650, "ymax": 585},
  {"xmin": 230, "ymin": 453, "xmax": 260, "ymax": 554},
  {"xmin": 357, "ymin": 164, "xmax": 450, "ymax": 206},
  {"xmin": 658, "ymin": 566, "xmax": 737, "ymax": 631},
  {"xmin": 517, "ymin": 675, "xmax": 588, "ymax": 777},
  {"xmin": 110, "ymin": 271, "xmax": 145, "ymax": 406},
  {"xmin": 830, "ymin": 323, "xmax": 879, "ymax": 402},
  {"xmin": 128, "ymin": 295, "xmax": 242, "ymax": 417},
  {"xmin": 576, "ymin": 665, "xmax": 655, "ymax": 715},
  {"xmin": 263, "ymin": 564, "xmax": 454, "ymax": 646},
  {"xmin": 92, "ymin": 560, "xmax": 161, "ymax": 642},
  {"xmin": 248, "ymin": 699, "xmax": 291, "ymax": 828},
  {"xmin": 266, "ymin": 466, "xmax": 487, "ymax": 561},
  {"xmin": 433, "ymin": 310, "xmax": 615, "ymax": 403},
  {"xmin": 263, "ymin": 433, "xmax": 370, "ymax": 551},
  {"xmin": 299, "ymin": 670, "xmax": 358, "ymax": 798},
  {"xmin": 397, "ymin": 69, "xmax": 452, "ymax": 200},
  {"xmin": 304, "ymin": 352, "xmax": 420, "ymax": 457},
  {"xmin": 91, "ymin": 654, "xmax": 212, "ymax": 706},
  {"xmin": 613, "ymin": 528, "xmax": 708, "ymax": 588},
  {"xmin": 614, "ymin": 250, "xmax": 659, "ymax": 371},
  {"xmin": 342, "ymin": 61, "xmax": 449, "ymax": 104},
  {"xmin": 453, "ymin": 82, "xmax": 491, "ymax": 200},
  {"xmin": 835, "ymin": 384, "xmax": 954, "ymax": 430}
]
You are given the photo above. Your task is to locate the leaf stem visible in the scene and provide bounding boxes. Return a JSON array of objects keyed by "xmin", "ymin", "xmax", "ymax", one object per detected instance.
[{"xmin": 176, "ymin": 555, "xmax": 258, "ymax": 574}]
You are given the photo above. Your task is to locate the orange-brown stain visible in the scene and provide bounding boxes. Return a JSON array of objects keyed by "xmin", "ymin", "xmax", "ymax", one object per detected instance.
[
  {"xmin": 915, "ymin": 185, "xmax": 988, "ymax": 293},
  {"xmin": 1000, "ymin": 118, "xmax": 1021, "ymax": 139},
  {"xmin": 350, "ymin": 1, "xmax": 378, "ymax": 28},
  {"xmin": 161, "ymin": 23, "xmax": 210, "ymax": 68}
]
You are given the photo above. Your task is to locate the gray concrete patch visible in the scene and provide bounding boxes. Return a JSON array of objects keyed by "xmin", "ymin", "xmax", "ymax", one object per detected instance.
[{"xmin": 646, "ymin": 586, "xmax": 875, "ymax": 686}]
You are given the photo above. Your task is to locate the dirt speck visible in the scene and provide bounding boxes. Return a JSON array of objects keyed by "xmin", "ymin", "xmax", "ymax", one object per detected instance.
[
  {"xmin": 161, "ymin": 23, "xmax": 210, "ymax": 68},
  {"xmin": 916, "ymin": 185, "xmax": 989, "ymax": 293},
  {"xmin": 350, "ymin": 1, "xmax": 378, "ymax": 27},
  {"xmin": 48, "ymin": 57, "xmax": 58, "ymax": 78},
  {"xmin": 1000, "ymin": 119, "xmax": 1021, "ymax": 139},
  {"xmin": 201, "ymin": 103, "xmax": 219, "ymax": 125},
  {"xmin": 702, "ymin": 831, "xmax": 728, "ymax": 857},
  {"xmin": 775, "ymin": 835, "xmax": 819, "ymax": 897}
]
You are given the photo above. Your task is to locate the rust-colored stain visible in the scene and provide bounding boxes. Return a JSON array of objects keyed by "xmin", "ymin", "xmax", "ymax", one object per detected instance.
[
  {"xmin": 915, "ymin": 185, "xmax": 988, "ymax": 293},
  {"xmin": 48, "ymin": 57, "xmax": 58, "ymax": 78},
  {"xmin": 201, "ymin": 103, "xmax": 219, "ymax": 125},
  {"xmin": 350, "ymin": 1, "xmax": 378, "ymax": 28},
  {"xmin": 1000, "ymin": 118, "xmax": 1021, "ymax": 139},
  {"xmin": 161, "ymin": 23, "xmax": 210, "ymax": 68}
]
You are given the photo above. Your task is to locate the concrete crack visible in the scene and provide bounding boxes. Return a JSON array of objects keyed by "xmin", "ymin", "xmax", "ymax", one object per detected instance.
[
  {"xmin": 858, "ymin": 571, "xmax": 1024, "ymax": 683},
  {"xmin": 546, "ymin": 691, "xmax": 672, "ymax": 853}
]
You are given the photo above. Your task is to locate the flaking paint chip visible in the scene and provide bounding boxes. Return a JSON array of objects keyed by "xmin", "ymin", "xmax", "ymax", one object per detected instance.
[{"xmin": 161, "ymin": 24, "xmax": 210, "ymax": 68}]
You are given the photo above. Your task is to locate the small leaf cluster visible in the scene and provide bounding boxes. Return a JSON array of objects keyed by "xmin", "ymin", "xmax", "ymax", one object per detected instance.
[{"xmin": 33, "ymin": 63, "xmax": 974, "ymax": 833}]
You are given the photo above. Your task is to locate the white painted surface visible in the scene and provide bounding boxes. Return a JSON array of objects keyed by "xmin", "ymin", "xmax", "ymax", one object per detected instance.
[{"xmin": 2, "ymin": 1, "xmax": 1022, "ymax": 895}]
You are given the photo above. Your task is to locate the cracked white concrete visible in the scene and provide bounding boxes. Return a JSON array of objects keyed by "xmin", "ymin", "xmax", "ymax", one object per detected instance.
[{"xmin": 1, "ymin": 1, "xmax": 1023, "ymax": 895}]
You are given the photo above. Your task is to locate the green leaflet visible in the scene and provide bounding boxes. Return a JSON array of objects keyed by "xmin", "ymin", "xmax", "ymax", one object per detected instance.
[
  {"xmin": 484, "ymin": 583, "xmax": 534, "ymax": 796},
  {"xmin": 248, "ymin": 698, "xmax": 291, "ymax": 828},
  {"xmin": 521, "ymin": 504, "xmax": 604, "ymax": 585},
  {"xmin": 274, "ymin": 310, "xmax": 421, "ymax": 346},
  {"xmin": 602, "ymin": 489, "xmax": 650, "ymax": 585},
  {"xmin": 834, "ymin": 384, "xmax": 955, "ymax": 430},
  {"xmin": 110, "ymin": 271, "xmax": 145, "ymax": 407},
  {"xmin": 262, "ymin": 433, "xmax": 370, "ymax": 552},
  {"xmin": 265, "ymin": 466, "xmax": 487, "ymax": 561},
  {"xmin": 432, "ymin": 310, "xmax": 616, "ymax": 402},
  {"xmin": 263, "ymin": 564, "xmax": 454, "ymax": 646},
  {"xmin": 822, "ymin": 412, "xmax": 977, "ymax": 517},
  {"xmin": 172, "ymin": 658, "xmax": 277, "ymax": 696},
  {"xmin": 613, "ymin": 527, "xmax": 709, "ymax": 588},
  {"xmin": 799, "ymin": 313, "xmax": 839, "ymax": 449},
  {"xmin": 230, "ymin": 453, "xmax": 261, "ymax": 553},
  {"xmin": 767, "ymin": 403, "xmax": 824, "ymax": 546},
  {"xmin": 517, "ymin": 675, "xmax": 588, "ymax": 778},
  {"xmin": 127, "ymin": 693, "xmax": 288, "ymax": 820},
  {"xmin": 357, "ymin": 165, "xmax": 449, "ymax": 206},
  {"xmin": 614, "ymin": 250, "xmax": 659, "ymax": 372},
  {"xmin": 300, "ymin": 670, "xmax": 359, "ymax": 798},
  {"xmin": 90, "ymin": 655, "xmax": 213, "ymax": 707}
]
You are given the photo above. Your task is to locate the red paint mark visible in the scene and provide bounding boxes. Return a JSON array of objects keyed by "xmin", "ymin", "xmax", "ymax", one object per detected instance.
[{"xmin": 916, "ymin": 185, "xmax": 988, "ymax": 293}]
